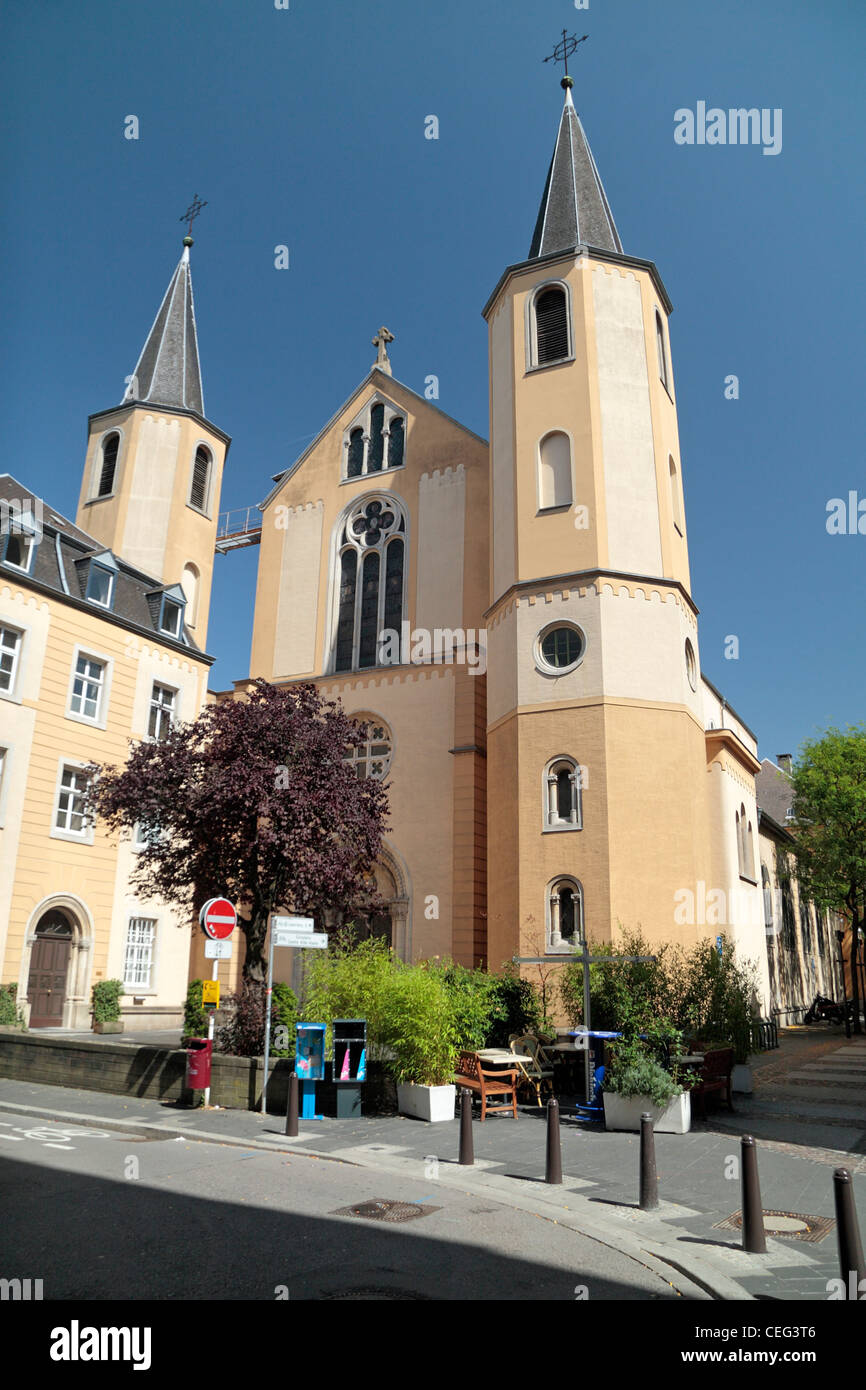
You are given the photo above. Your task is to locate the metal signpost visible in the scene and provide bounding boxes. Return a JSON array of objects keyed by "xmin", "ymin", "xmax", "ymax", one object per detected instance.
[
  {"xmin": 513, "ymin": 942, "xmax": 656, "ymax": 1103},
  {"xmin": 262, "ymin": 916, "xmax": 327, "ymax": 1116},
  {"xmin": 198, "ymin": 897, "xmax": 238, "ymax": 1106}
]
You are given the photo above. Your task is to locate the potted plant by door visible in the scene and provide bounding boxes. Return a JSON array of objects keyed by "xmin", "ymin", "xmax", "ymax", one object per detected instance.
[
  {"xmin": 731, "ymin": 1025, "xmax": 754, "ymax": 1095},
  {"xmin": 602, "ymin": 1036, "xmax": 691, "ymax": 1134},
  {"xmin": 383, "ymin": 969, "xmax": 457, "ymax": 1122},
  {"xmin": 91, "ymin": 979, "xmax": 125, "ymax": 1034}
]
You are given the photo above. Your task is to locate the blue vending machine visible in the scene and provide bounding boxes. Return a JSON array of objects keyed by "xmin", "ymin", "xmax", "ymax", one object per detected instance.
[{"xmin": 295, "ymin": 1022, "xmax": 326, "ymax": 1119}]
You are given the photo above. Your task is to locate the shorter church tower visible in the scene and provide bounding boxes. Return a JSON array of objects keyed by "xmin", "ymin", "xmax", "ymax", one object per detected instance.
[{"xmin": 75, "ymin": 231, "xmax": 230, "ymax": 645}]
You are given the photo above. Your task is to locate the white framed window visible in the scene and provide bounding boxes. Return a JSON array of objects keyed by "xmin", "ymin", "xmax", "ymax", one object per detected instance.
[
  {"xmin": 543, "ymin": 756, "xmax": 583, "ymax": 831},
  {"xmin": 158, "ymin": 595, "xmax": 184, "ymax": 638},
  {"xmin": 534, "ymin": 621, "xmax": 586, "ymax": 677},
  {"xmin": 181, "ymin": 563, "xmax": 200, "ymax": 628},
  {"xmin": 546, "ymin": 877, "xmax": 584, "ymax": 952},
  {"xmin": 0, "ymin": 625, "xmax": 23, "ymax": 697},
  {"xmin": 342, "ymin": 396, "xmax": 406, "ymax": 482},
  {"xmin": 53, "ymin": 763, "xmax": 90, "ymax": 840},
  {"xmin": 148, "ymin": 683, "xmax": 176, "ymax": 740},
  {"xmin": 133, "ymin": 821, "xmax": 164, "ymax": 852},
  {"xmin": 684, "ymin": 638, "xmax": 697, "ymax": 691},
  {"xmin": 656, "ymin": 311, "xmax": 670, "ymax": 393},
  {"xmin": 669, "ymin": 457, "xmax": 683, "ymax": 534},
  {"xmin": 86, "ymin": 561, "xmax": 115, "ymax": 608},
  {"xmin": 68, "ymin": 653, "xmax": 107, "ymax": 723},
  {"xmin": 2, "ymin": 530, "xmax": 36, "ymax": 573},
  {"xmin": 123, "ymin": 917, "xmax": 156, "ymax": 991}
]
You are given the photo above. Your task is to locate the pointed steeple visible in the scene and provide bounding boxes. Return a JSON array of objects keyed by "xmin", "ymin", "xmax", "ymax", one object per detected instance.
[
  {"xmin": 529, "ymin": 79, "xmax": 622, "ymax": 259},
  {"xmin": 122, "ymin": 237, "xmax": 205, "ymax": 416}
]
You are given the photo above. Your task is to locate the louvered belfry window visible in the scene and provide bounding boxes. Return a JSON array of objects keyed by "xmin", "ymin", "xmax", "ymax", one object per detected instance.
[
  {"xmin": 189, "ymin": 446, "xmax": 211, "ymax": 511},
  {"xmin": 535, "ymin": 286, "xmax": 569, "ymax": 365},
  {"xmin": 97, "ymin": 434, "xmax": 120, "ymax": 497}
]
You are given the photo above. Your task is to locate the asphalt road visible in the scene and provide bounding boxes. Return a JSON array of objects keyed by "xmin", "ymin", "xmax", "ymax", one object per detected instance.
[{"xmin": 0, "ymin": 1116, "xmax": 684, "ymax": 1301}]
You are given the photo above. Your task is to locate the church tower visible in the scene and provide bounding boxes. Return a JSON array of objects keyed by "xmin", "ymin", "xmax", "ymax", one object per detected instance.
[
  {"xmin": 75, "ymin": 231, "xmax": 230, "ymax": 645},
  {"xmin": 484, "ymin": 73, "xmax": 710, "ymax": 970}
]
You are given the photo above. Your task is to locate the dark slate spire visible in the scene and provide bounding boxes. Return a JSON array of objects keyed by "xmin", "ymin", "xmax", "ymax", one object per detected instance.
[
  {"xmin": 122, "ymin": 238, "xmax": 205, "ymax": 415},
  {"xmin": 529, "ymin": 81, "xmax": 622, "ymax": 259}
]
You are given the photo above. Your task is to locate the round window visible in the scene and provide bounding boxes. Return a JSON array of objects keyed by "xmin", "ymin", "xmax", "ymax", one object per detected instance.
[
  {"xmin": 685, "ymin": 639, "xmax": 697, "ymax": 691},
  {"xmin": 536, "ymin": 623, "xmax": 584, "ymax": 674}
]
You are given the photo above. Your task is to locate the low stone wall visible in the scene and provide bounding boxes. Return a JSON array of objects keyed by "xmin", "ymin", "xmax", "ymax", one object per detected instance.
[{"xmin": 0, "ymin": 1029, "xmax": 397, "ymax": 1114}]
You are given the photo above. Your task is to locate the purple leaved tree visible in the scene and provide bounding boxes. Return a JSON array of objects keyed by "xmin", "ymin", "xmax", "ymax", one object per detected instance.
[{"xmin": 86, "ymin": 680, "xmax": 390, "ymax": 983}]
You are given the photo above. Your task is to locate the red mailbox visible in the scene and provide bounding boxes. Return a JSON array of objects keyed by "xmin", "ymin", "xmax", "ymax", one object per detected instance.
[{"xmin": 185, "ymin": 1037, "xmax": 212, "ymax": 1090}]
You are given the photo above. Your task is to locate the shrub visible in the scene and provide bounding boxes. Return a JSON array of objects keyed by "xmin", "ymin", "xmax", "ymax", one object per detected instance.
[
  {"xmin": 91, "ymin": 979, "xmax": 124, "ymax": 1024},
  {"xmin": 605, "ymin": 1036, "xmax": 683, "ymax": 1106},
  {"xmin": 427, "ymin": 960, "xmax": 505, "ymax": 1052},
  {"xmin": 0, "ymin": 983, "xmax": 25, "ymax": 1030},
  {"xmin": 270, "ymin": 981, "xmax": 298, "ymax": 1057},
  {"xmin": 379, "ymin": 967, "xmax": 457, "ymax": 1086},
  {"xmin": 299, "ymin": 931, "xmax": 394, "ymax": 1051},
  {"xmin": 183, "ymin": 979, "xmax": 209, "ymax": 1040},
  {"xmin": 484, "ymin": 969, "xmax": 543, "ymax": 1046},
  {"xmin": 215, "ymin": 979, "xmax": 268, "ymax": 1057}
]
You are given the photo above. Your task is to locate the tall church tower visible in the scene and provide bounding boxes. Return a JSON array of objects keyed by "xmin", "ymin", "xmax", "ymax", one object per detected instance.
[
  {"xmin": 75, "ymin": 233, "xmax": 230, "ymax": 645},
  {"xmin": 484, "ymin": 74, "xmax": 710, "ymax": 969}
]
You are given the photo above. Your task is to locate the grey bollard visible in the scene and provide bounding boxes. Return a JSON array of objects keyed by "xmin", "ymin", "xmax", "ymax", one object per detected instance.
[
  {"xmin": 546, "ymin": 1097, "xmax": 563, "ymax": 1185},
  {"xmin": 833, "ymin": 1167, "xmax": 866, "ymax": 1295},
  {"xmin": 740, "ymin": 1135, "xmax": 766, "ymax": 1253},
  {"xmin": 459, "ymin": 1087, "xmax": 474, "ymax": 1166},
  {"xmin": 285, "ymin": 1071, "xmax": 299, "ymax": 1137},
  {"xmin": 640, "ymin": 1112, "xmax": 659, "ymax": 1210}
]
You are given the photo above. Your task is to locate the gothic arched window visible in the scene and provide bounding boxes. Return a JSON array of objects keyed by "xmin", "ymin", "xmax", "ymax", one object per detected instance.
[
  {"xmin": 538, "ymin": 432, "xmax": 572, "ymax": 509},
  {"xmin": 347, "ymin": 428, "xmax": 365, "ymax": 479},
  {"xmin": 533, "ymin": 285, "xmax": 570, "ymax": 366},
  {"xmin": 342, "ymin": 398, "xmax": 406, "ymax": 480},
  {"xmin": 546, "ymin": 877, "xmax": 584, "ymax": 951},
  {"xmin": 333, "ymin": 496, "xmax": 406, "ymax": 673},
  {"xmin": 669, "ymin": 456, "xmax": 683, "ymax": 533},
  {"xmin": 189, "ymin": 446, "xmax": 212, "ymax": 512},
  {"xmin": 656, "ymin": 312, "xmax": 670, "ymax": 391}
]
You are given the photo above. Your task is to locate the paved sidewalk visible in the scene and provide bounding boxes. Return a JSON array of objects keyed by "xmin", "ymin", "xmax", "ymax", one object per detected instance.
[{"xmin": 1, "ymin": 1059, "xmax": 863, "ymax": 1303}]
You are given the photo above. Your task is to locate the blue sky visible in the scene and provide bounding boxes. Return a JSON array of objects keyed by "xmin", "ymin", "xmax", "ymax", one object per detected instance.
[{"xmin": 2, "ymin": 0, "xmax": 863, "ymax": 760}]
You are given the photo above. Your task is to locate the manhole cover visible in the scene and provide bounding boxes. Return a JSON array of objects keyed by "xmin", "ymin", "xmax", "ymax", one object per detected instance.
[
  {"xmin": 713, "ymin": 1209, "xmax": 835, "ymax": 1243},
  {"xmin": 332, "ymin": 1198, "xmax": 439, "ymax": 1223}
]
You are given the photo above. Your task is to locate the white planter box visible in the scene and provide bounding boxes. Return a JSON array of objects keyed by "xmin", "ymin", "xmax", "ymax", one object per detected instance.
[
  {"xmin": 397, "ymin": 1082, "xmax": 457, "ymax": 1123},
  {"xmin": 603, "ymin": 1090, "xmax": 691, "ymax": 1134},
  {"xmin": 732, "ymin": 1063, "xmax": 753, "ymax": 1094}
]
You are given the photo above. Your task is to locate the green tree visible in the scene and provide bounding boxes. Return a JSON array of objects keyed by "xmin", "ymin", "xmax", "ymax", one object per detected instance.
[{"xmin": 789, "ymin": 725, "xmax": 866, "ymax": 1033}]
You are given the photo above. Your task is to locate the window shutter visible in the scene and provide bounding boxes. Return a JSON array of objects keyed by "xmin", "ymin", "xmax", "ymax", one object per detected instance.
[
  {"xmin": 535, "ymin": 288, "xmax": 569, "ymax": 364},
  {"xmin": 98, "ymin": 435, "xmax": 119, "ymax": 497},
  {"xmin": 190, "ymin": 448, "xmax": 211, "ymax": 510}
]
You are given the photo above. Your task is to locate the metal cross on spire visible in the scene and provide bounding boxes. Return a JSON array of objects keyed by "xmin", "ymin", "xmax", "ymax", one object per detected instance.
[
  {"xmin": 179, "ymin": 194, "xmax": 208, "ymax": 241},
  {"xmin": 543, "ymin": 29, "xmax": 589, "ymax": 88}
]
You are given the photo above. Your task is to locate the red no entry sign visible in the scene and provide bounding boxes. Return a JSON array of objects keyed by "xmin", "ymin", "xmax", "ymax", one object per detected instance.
[{"xmin": 199, "ymin": 897, "xmax": 237, "ymax": 940}]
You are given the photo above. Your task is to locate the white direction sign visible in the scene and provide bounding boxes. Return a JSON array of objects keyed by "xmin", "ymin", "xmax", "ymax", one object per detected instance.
[
  {"xmin": 271, "ymin": 916, "xmax": 314, "ymax": 933},
  {"xmin": 275, "ymin": 931, "xmax": 328, "ymax": 949},
  {"xmin": 204, "ymin": 939, "xmax": 233, "ymax": 960}
]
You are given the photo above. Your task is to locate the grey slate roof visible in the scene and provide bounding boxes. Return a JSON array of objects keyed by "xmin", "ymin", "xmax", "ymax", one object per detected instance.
[
  {"xmin": 0, "ymin": 473, "xmax": 208, "ymax": 660},
  {"xmin": 529, "ymin": 89, "xmax": 623, "ymax": 259},
  {"xmin": 122, "ymin": 246, "xmax": 204, "ymax": 416},
  {"xmin": 756, "ymin": 758, "xmax": 795, "ymax": 825}
]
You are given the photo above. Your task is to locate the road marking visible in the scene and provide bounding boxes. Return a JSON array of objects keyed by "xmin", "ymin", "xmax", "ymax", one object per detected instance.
[{"xmin": 0, "ymin": 1133, "xmax": 24, "ymax": 1141}]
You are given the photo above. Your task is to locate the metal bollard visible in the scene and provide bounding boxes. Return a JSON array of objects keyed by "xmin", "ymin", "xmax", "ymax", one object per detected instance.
[
  {"xmin": 285, "ymin": 1071, "xmax": 299, "ymax": 1137},
  {"xmin": 740, "ymin": 1135, "xmax": 766, "ymax": 1253},
  {"xmin": 640, "ymin": 1112, "xmax": 659, "ymax": 1210},
  {"xmin": 833, "ymin": 1168, "xmax": 866, "ymax": 1294},
  {"xmin": 459, "ymin": 1087, "xmax": 474, "ymax": 1166},
  {"xmin": 545, "ymin": 1097, "xmax": 562, "ymax": 1185}
]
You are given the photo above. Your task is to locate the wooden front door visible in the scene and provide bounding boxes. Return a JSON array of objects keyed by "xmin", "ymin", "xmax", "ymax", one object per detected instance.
[{"xmin": 27, "ymin": 934, "xmax": 71, "ymax": 1027}]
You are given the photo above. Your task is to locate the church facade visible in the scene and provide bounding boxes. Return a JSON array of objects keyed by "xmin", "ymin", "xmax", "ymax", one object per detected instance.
[{"xmin": 2, "ymin": 81, "xmax": 843, "ymax": 1027}]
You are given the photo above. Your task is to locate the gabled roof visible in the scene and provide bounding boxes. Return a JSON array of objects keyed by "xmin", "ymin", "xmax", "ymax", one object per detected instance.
[
  {"xmin": 260, "ymin": 367, "xmax": 488, "ymax": 510},
  {"xmin": 122, "ymin": 243, "xmax": 204, "ymax": 416},
  {"xmin": 529, "ymin": 86, "xmax": 622, "ymax": 259}
]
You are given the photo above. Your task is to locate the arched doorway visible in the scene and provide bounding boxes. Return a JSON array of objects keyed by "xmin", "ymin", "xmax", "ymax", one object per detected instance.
[{"xmin": 26, "ymin": 910, "xmax": 74, "ymax": 1027}]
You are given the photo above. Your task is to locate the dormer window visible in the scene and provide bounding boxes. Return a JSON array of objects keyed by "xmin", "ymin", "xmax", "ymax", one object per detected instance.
[
  {"xmin": 189, "ymin": 446, "xmax": 212, "ymax": 513},
  {"xmin": 342, "ymin": 397, "xmax": 406, "ymax": 481},
  {"xmin": 85, "ymin": 555, "xmax": 117, "ymax": 608},
  {"xmin": 96, "ymin": 433, "xmax": 120, "ymax": 498},
  {"xmin": 1, "ymin": 505, "xmax": 39, "ymax": 573},
  {"xmin": 159, "ymin": 595, "xmax": 184, "ymax": 637}
]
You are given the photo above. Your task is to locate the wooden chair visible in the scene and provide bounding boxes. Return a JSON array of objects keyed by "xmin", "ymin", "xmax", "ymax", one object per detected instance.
[
  {"xmin": 509, "ymin": 1035, "xmax": 555, "ymax": 1106},
  {"xmin": 453, "ymin": 1050, "xmax": 519, "ymax": 1120},
  {"xmin": 690, "ymin": 1047, "xmax": 735, "ymax": 1118}
]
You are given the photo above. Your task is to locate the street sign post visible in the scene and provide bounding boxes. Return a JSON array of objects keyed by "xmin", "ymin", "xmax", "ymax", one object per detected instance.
[
  {"xmin": 262, "ymin": 915, "xmax": 327, "ymax": 1116},
  {"xmin": 197, "ymin": 898, "xmax": 237, "ymax": 1105}
]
